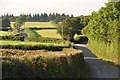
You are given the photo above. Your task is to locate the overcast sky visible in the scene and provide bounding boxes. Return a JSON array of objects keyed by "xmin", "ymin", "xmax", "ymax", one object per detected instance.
[{"xmin": 0, "ymin": 0, "xmax": 108, "ymax": 16}]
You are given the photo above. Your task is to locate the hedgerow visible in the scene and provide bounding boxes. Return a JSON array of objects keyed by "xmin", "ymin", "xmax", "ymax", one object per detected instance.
[
  {"xmin": 2, "ymin": 48, "xmax": 89, "ymax": 78},
  {"xmin": 0, "ymin": 35, "xmax": 24, "ymax": 41},
  {"xmin": 0, "ymin": 41, "xmax": 70, "ymax": 51},
  {"xmin": 82, "ymin": 2, "xmax": 120, "ymax": 65}
]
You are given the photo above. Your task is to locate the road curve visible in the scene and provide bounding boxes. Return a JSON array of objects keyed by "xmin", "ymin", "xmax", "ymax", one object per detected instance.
[{"xmin": 74, "ymin": 44, "xmax": 119, "ymax": 78}]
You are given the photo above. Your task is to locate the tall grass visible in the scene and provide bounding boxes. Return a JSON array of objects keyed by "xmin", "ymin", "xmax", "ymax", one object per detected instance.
[{"xmin": 88, "ymin": 39, "xmax": 119, "ymax": 65}]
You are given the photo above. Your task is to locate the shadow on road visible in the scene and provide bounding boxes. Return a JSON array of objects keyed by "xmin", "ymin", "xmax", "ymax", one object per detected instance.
[{"xmin": 74, "ymin": 44, "xmax": 119, "ymax": 78}]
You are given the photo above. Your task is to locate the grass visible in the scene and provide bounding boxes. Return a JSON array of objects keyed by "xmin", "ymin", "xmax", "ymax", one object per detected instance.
[
  {"xmin": 10, "ymin": 22, "xmax": 15, "ymax": 28},
  {"xmin": 88, "ymin": 40, "xmax": 119, "ymax": 65},
  {"xmin": 10, "ymin": 22, "xmax": 56, "ymax": 29},
  {"xmin": 35, "ymin": 29, "xmax": 62, "ymax": 39}
]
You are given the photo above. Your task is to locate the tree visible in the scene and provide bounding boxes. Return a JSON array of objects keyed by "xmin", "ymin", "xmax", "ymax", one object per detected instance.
[
  {"xmin": 57, "ymin": 17, "xmax": 84, "ymax": 41},
  {"xmin": 2, "ymin": 16, "xmax": 10, "ymax": 27},
  {"xmin": 14, "ymin": 15, "xmax": 26, "ymax": 29}
]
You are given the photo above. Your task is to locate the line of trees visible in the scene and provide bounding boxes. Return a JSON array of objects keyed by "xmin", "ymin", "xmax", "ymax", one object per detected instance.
[{"xmin": 1, "ymin": 13, "xmax": 73, "ymax": 22}]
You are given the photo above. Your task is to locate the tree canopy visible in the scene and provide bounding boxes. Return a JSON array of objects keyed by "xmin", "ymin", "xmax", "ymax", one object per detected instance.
[
  {"xmin": 82, "ymin": 1, "xmax": 120, "ymax": 43},
  {"xmin": 2, "ymin": 16, "xmax": 10, "ymax": 27},
  {"xmin": 2, "ymin": 13, "xmax": 73, "ymax": 22},
  {"xmin": 57, "ymin": 16, "xmax": 89, "ymax": 41},
  {"xmin": 14, "ymin": 15, "xmax": 26, "ymax": 28}
]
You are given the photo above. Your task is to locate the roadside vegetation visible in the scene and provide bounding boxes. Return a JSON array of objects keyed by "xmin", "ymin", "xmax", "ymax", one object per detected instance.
[{"xmin": 82, "ymin": 2, "xmax": 120, "ymax": 66}]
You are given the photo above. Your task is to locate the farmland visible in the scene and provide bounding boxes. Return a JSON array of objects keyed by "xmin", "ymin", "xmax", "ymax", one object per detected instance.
[
  {"xmin": 10, "ymin": 22, "xmax": 61, "ymax": 39},
  {"xmin": 10, "ymin": 22, "xmax": 15, "ymax": 28},
  {"xmin": 1, "ymin": 21, "xmax": 89, "ymax": 78},
  {"xmin": 36, "ymin": 29, "xmax": 62, "ymax": 39},
  {"xmin": 11, "ymin": 22, "xmax": 56, "ymax": 29}
]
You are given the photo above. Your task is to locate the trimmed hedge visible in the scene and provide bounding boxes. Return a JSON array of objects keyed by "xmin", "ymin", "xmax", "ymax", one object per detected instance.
[
  {"xmin": 0, "ymin": 35, "xmax": 24, "ymax": 41},
  {"xmin": 2, "ymin": 48, "xmax": 89, "ymax": 78},
  {"xmin": 27, "ymin": 36, "xmax": 68, "ymax": 43},
  {"xmin": 1, "ymin": 44, "xmax": 69, "ymax": 51},
  {"xmin": 0, "ymin": 41, "xmax": 70, "ymax": 51}
]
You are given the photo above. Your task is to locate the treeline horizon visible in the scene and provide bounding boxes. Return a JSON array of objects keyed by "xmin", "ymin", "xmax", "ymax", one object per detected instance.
[{"xmin": 1, "ymin": 13, "xmax": 74, "ymax": 22}]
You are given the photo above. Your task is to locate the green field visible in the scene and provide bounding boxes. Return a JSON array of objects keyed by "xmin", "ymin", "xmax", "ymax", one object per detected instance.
[
  {"xmin": 35, "ymin": 29, "xmax": 62, "ymax": 39},
  {"xmin": 10, "ymin": 22, "xmax": 15, "ymax": 28},
  {"xmin": 10, "ymin": 22, "xmax": 61, "ymax": 39},
  {"xmin": 11, "ymin": 22, "xmax": 56, "ymax": 29}
]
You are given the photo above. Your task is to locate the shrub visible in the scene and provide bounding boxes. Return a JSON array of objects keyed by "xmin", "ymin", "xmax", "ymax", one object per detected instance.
[
  {"xmin": 73, "ymin": 34, "xmax": 88, "ymax": 44},
  {"xmin": 73, "ymin": 34, "xmax": 80, "ymax": 41}
]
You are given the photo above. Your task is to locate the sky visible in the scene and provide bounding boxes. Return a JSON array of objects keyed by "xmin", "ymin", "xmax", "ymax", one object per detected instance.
[{"xmin": 0, "ymin": 0, "xmax": 108, "ymax": 16}]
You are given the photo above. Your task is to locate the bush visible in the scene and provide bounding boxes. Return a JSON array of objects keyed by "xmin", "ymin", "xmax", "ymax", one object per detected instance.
[
  {"xmin": 73, "ymin": 34, "xmax": 88, "ymax": 44},
  {"xmin": 2, "ymin": 48, "xmax": 88, "ymax": 78},
  {"xmin": 73, "ymin": 34, "xmax": 80, "ymax": 41}
]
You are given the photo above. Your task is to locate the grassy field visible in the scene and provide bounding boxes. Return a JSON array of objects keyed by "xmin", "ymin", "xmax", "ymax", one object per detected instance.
[
  {"xmin": 10, "ymin": 22, "xmax": 56, "ymax": 29},
  {"xmin": 35, "ymin": 29, "xmax": 62, "ymax": 39},
  {"xmin": 10, "ymin": 22, "xmax": 15, "ymax": 28},
  {"xmin": 10, "ymin": 22, "xmax": 61, "ymax": 39}
]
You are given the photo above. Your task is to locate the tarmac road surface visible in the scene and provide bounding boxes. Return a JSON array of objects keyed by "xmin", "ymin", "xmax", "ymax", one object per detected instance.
[{"xmin": 74, "ymin": 44, "xmax": 119, "ymax": 79}]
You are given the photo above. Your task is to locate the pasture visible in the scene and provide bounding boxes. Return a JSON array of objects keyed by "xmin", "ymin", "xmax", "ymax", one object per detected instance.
[
  {"xmin": 35, "ymin": 29, "xmax": 62, "ymax": 39},
  {"xmin": 10, "ymin": 22, "xmax": 15, "ymax": 28},
  {"xmin": 23, "ymin": 22, "xmax": 56, "ymax": 29},
  {"xmin": 10, "ymin": 22, "xmax": 62, "ymax": 39},
  {"xmin": 11, "ymin": 22, "xmax": 56, "ymax": 29}
]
